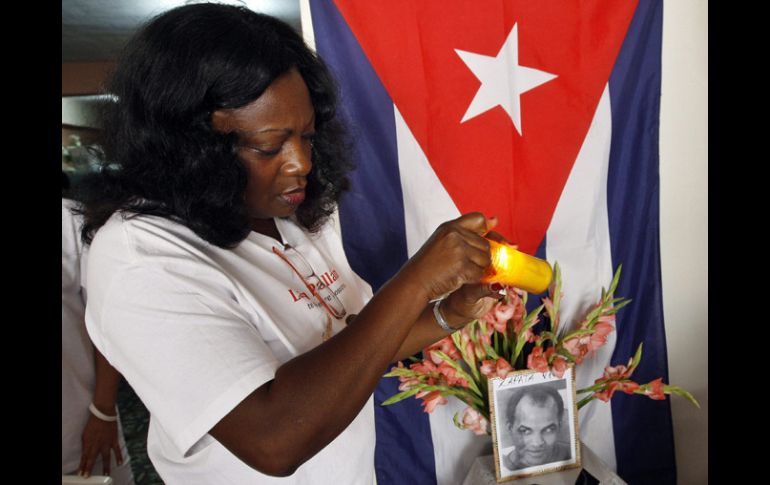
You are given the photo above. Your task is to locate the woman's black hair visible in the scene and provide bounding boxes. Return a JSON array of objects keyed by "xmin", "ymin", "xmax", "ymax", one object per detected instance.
[{"xmin": 77, "ymin": 3, "xmax": 352, "ymax": 248}]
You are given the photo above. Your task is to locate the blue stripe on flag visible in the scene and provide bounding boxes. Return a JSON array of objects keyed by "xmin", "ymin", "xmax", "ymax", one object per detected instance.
[
  {"xmin": 310, "ymin": 1, "xmax": 438, "ymax": 484},
  {"xmin": 607, "ymin": 1, "xmax": 676, "ymax": 483},
  {"xmin": 310, "ymin": 0, "xmax": 409, "ymax": 293},
  {"xmin": 526, "ymin": 237, "xmax": 548, "ymax": 314}
]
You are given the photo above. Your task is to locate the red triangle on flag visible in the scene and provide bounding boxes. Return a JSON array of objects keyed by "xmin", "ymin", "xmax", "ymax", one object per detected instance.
[{"xmin": 334, "ymin": 0, "xmax": 638, "ymax": 254}]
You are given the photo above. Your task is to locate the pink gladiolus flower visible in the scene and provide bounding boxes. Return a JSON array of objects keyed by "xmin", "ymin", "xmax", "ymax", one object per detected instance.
[
  {"xmin": 562, "ymin": 337, "xmax": 588, "ymax": 364},
  {"xmin": 398, "ymin": 375, "xmax": 420, "ymax": 392},
  {"xmin": 543, "ymin": 297, "xmax": 553, "ymax": 315},
  {"xmin": 410, "ymin": 360, "xmax": 438, "ymax": 374},
  {"xmin": 504, "ymin": 287, "xmax": 526, "ymax": 317},
  {"xmin": 527, "ymin": 347, "xmax": 549, "ymax": 372},
  {"xmin": 588, "ymin": 322, "xmax": 615, "ymax": 351},
  {"xmin": 494, "ymin": 358, "xmax": 514, "ymax": 378},
  {"xmin": 601, "ymin": 358, "xmax": 634, "ymax": 381},
  {"xmin": 643, "ymin": 378, "xmax": 665, "ymax": 400},
  {"xmin": 465, "ymin": 326, "xmax": 488, "ymax": 360},
  {"xmin": 480, "ymin": 312, "xmax": 499, "ymax": 331},
  {"xmin": 420, "ymin": 391, "xmax": 448, "ymax": 413},
  {"xmin": 465, "ymin": 342, "xmax": 476, "ymax": 360},
  {"xmin": 597, "ymin": 314, "xmax": 616, "ymax": 325},
  {"xmin": 562, "ymin": 322, "xmax": 616, "ymax": 364},
  {"xmin": 592, "ymin": 358, "xmax": 641, "ymax": 401},
  {"xmin": 493, "ymin": 302, "xmax": 515, "ymax": 332},
  {"xmin": 593, "ymin": 385, "xmax": 614, "ymax": 402},
  {"xmin": 408, "ymin": 360, "xmax": 438, "ymax": 386},
  {"xmin": 594, "ymin": 381, "xmax": 620, "ymax": 401},
  {"xmin": 595, "ymin": 379, "xmax": 641, "ymax": 401},
  {"xmin": 619, "ymin": 381, "xmax": 640, "ymax": 394},
  {"xmin": 381, "ymin": 264, "xmax": 695, "ymax": 433},
  {"xmin": 457, "ymin": 329, "xmax": 478, "ymax": 360},
  {"xmin": 481, "ymin": 358, "xmax": 514, "ymax": 379},
  {"xmin": 551, "ymin": 355, "xmax": 569, "ymax": 378},
  {"xmin": 478, "ymin": 324, "xmax": 494, "ymax": 347},
  {"xmin": 461, "ymin": 407, "xmax": 489, "ymax": 436},
  {"xmin": 425, "ymin": 336, "xmax": 462, "ymax": 365},
  {"xmin": 480, "ymin": 359, "xmax": 496, "ymax": 377},
  {"xmin": 437, "ymin": 362, "xmax": 469, "ymax": 388}
]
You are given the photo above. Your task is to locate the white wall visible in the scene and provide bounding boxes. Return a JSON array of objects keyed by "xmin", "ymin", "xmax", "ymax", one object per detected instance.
[{"xmin": 660, "ymin": 1, "xmax": 708, "ymax": 483}]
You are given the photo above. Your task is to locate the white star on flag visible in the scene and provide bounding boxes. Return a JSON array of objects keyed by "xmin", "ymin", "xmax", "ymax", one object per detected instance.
[{"xmin": 455, "ymin": 23, "xmax": 557, "ymax": 135}]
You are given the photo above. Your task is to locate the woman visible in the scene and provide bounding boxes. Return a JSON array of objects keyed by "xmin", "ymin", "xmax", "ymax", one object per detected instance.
[{"xmin": 79, "ymin": 4, "xmax": 499, "ymax": 483}]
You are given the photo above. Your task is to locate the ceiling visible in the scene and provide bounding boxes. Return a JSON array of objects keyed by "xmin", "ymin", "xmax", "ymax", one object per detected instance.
[{"xmin": 62, "ymin": 0, "xmax": 302, "ymax": 62}]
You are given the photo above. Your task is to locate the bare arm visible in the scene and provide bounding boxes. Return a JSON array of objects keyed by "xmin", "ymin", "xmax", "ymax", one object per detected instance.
[
  {"xmin": 392, "ymin": 226, "xmax": 511, "ymax": 361},
  {"xmin": 209, "ymin": 212, "xmax": 495, "ymax": 476},
  {"xmin": 391, "ymin": 283, "xmax": 499, "ymax": 362}
]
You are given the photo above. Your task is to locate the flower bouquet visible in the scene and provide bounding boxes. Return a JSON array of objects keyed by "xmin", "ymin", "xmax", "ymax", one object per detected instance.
[{"xmin": 383, "ymin": 263, "xmax": 699, "ymax": 435}]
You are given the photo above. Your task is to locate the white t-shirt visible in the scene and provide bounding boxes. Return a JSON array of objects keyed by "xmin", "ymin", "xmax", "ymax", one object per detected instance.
[
  {"xmin": 62, "ymin": 199, "xmax": 132, "ymax": 483},
  {"xmin": 85, "ymin": 212, "xmax": 376, "ymax": 484}
]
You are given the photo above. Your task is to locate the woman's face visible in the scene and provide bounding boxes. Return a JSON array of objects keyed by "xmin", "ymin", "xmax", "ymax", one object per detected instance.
[{"xmin": 212, "ymin": 68, "xmax": 315, "ymax": 224}]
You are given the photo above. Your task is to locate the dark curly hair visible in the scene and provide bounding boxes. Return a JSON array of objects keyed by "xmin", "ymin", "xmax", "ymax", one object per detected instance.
[{"xmin": 77, "ymin": 3, "xmax": 352, "ymax": 248}]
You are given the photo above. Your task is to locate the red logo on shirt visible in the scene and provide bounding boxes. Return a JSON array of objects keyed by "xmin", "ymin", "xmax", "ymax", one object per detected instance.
[{"xmin": 288, "ymin": 268, "xmax": 341, "ymax": 302}]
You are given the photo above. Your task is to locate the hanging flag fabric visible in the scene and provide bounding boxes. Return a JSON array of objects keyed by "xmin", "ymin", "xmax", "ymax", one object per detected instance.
[{"xmin": 307, "ymin": 1, "xmax": 674, "ymax": 483}]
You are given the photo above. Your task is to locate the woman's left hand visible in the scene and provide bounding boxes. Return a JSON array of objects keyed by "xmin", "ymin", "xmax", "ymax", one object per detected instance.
[
  {"xmin": 441, "ymin": 282, "xmax": 501, "ymax": 327},
  {"xmin": 78, "ymin": 415, "xmax": 123, "ymax": 477}
]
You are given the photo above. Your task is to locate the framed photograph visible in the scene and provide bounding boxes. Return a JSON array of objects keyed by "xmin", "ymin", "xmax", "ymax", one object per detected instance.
[{"xmin": 488, "ymin": 365, "xmax": 581, "ymax": 482}]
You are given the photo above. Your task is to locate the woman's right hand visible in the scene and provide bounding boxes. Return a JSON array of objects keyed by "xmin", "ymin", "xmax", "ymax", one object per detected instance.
[{"xmin": 401, "ymin": 212, "xmax": 496, "ymax": 302}]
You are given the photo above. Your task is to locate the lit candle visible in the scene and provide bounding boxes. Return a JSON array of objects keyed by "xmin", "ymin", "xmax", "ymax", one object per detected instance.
[{"xmin": 481, "ymin": 240, "xmax": 553, "ymax": 294}]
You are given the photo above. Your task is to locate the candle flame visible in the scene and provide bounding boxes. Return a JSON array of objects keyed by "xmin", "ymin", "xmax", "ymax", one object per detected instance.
[{"xmin": 482, "ymin": 240, "xmax": 553, "ymax": 294}]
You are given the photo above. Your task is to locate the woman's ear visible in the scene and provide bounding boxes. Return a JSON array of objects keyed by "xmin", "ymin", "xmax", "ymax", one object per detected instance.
[{"xmin": 211, "ymin": 109, "xmax": 232, "ymax": 133}]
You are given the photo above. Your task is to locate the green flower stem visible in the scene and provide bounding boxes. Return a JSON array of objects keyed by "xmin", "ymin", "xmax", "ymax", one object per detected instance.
[
  {"xmin": 381, "ymin": 385, "xmax": 423, "ymax": 405},
  {"xmin": 664, "ymin": 385, "xmax": 700, "ymax": 408},
  {"xmin": 511, "ymin": 304, "xmax": 543, "ymax": 364},
  {"xmin": 451, "ymin": 332, "xmax": 481, "ymax": 382},
  {"xmin": 576, "ymin": 394, "xmax": 595, "ymax": 409},
  {"xmin": 502, "ymin": 330, "xmax": 510, "ymax": 357},
  {"xmin": 576, "ymin": 381, "xmax": 612, "ymax": 394}
]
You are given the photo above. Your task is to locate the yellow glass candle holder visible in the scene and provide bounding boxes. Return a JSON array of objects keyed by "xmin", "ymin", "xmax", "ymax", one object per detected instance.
[{"xmin": 481, "ymin": 240, "xmax": 553, "ymax": 294}]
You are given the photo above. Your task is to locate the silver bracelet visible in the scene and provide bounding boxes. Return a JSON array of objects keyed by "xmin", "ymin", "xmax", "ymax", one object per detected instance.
[
  {"xmin": 432, "ymin": 298, "xmax": 453, "ymax": 332},
  {"xmin": 89, "ymin": 402, "xmax": 118, "ymax": 422}
]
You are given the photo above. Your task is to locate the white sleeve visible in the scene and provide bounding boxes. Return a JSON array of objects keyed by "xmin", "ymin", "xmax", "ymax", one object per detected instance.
[{"xmin": 92, "ymin": 262, "xmax": 279, "ymax": 458}]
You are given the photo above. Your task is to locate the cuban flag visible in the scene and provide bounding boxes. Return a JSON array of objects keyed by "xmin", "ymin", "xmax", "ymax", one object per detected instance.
[{"xmin": 304, "ymin": 1, "xmax": 674, "ymax": 483}]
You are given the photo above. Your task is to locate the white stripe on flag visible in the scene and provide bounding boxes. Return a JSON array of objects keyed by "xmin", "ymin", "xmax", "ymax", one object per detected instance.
[
  {"xmin": 394, "ymin": 105, "xmax": 488, "ymax": 485},
  {"xmin": 395, "ymin": 85, "xmax": 619, "ymax": 477},
  {"xmin": 545, "ymin": 84, "xmax": 616, "ymax": 470},
  {"xmin": 394, "ymin": 106, "xmax": 462, "ymax": 256}
]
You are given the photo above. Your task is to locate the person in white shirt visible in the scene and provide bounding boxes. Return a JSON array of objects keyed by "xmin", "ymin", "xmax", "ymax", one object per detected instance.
[
  {"xmin": 76, "ymin": 4, "xmax": 503, "ymax": 484},
  {"xmin": 62, "ymin": 198, "xmax": 135, "ymax": 484}
]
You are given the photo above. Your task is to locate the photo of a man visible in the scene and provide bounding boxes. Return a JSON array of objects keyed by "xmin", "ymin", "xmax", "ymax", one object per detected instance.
[
  {"xmin": 489, "ymin": 366, "xmax": 579, "ymax": 482},
  {"xmin": 501, "ymin": 383, "xmax": 572, "ymax": 471}
]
